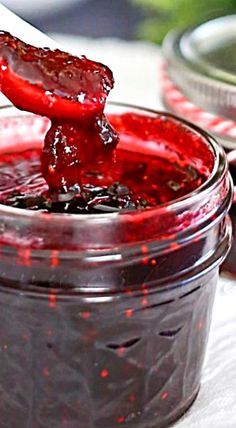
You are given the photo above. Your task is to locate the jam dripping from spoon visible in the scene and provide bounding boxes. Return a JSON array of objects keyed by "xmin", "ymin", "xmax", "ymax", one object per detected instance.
[{"xmin": 0, "ymin": 31, "xmax": 118, "ymax": 193}]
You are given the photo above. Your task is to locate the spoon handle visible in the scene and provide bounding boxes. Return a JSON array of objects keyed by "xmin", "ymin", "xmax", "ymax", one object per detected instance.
[{"xmin": 0, "ymin": 3, "xmax": 57, "ymax": 48}]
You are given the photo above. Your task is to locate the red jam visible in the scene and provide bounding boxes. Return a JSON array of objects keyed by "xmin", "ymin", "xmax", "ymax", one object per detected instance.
[
  {"xmin": 0, "ymin": 112, "xmax": 213, "ymax": 213},
  {"xmin": 0, "ymin": 33, "xmax": 231, "ymax": 428}
]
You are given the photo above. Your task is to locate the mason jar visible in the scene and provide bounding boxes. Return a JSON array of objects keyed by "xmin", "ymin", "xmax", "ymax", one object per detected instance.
[
  {"xmin": 0, "ymin": 104, "xmax": 232, "ymax": 428},
  {"xmin": 162, "ymin": 15, "xmax": 236, "ymax": 276}
]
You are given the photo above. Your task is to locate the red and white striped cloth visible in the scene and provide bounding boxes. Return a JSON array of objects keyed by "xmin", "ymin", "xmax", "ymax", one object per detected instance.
[
  {"xmin": 162, "ymin": 69, "xmax": 236, "ymax": 141},
  {"xmin": 162, "ymin": 68, "xmax": 236, "ymax": 200}
]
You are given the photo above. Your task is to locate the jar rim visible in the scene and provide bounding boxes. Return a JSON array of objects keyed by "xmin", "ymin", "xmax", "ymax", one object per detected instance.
[
  {"xmin": 163, "ymin": 16, "xmax": 236, "ymax": 120},
  {"xmin": 0, "ymin": 102, "xmax": 223, "ymax": 218},
  {"xmin": 0, "ymin": 102, "xmax": 231, "ymax": 250}
]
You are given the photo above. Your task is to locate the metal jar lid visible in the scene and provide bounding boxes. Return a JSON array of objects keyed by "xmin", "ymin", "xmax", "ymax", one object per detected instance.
[{"xmin": 163, "ymin": 15, "xmax": 236, "ymax": 121}]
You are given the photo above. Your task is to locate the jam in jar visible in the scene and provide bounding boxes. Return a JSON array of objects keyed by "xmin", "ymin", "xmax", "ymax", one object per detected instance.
[{"xmin": 0, "ymin": 33, "xmax": 232, "ymax": 428}]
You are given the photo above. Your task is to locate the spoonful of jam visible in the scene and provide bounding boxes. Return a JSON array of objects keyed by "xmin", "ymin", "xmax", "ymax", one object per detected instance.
[{"xmin": 0, "ymin": 32, "xmax": 118, "ymax": 192}]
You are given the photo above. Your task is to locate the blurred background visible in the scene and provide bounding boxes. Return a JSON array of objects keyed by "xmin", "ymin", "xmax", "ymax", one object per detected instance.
[{"xmin": 1, "ymin": 0, "xmax": 235, "ymax": 43}]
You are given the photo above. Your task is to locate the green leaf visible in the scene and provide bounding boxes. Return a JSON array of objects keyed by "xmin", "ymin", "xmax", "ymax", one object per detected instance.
[
  {"xmin": 132, "ymin": 0, "xmax": 236, "ymax": 43},
  {"xmin": 133, "ymin": 0, "xmax": 176, "ymax": 11}
]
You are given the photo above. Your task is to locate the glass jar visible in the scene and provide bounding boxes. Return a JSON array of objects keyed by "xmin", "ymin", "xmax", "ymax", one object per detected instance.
[
  {"xmin": 0, "ymin": 104, "xmax": 232, "ymax": 428},
  {"xmin": 162, "ymin": 15, "xmax": 236, "ymax": 276}
]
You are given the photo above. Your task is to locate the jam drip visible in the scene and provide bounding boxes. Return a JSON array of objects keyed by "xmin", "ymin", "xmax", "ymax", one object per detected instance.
[
  {"xmin": 0, "ymin": 32, "xmax": 118, "ymax": 192},
  {"xmin": 42, "ymin": 115, "xmax": 119, "ymax": 192}
]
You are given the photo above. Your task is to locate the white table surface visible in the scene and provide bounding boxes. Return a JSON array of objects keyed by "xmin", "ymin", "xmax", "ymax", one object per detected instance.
[
  {"xmin": 2, "ymin": 33, "xmax": 236, "ymax": 426},
  {"xmin": 55, "ymin": 34, "xmax": 236, "ymax": 427}
]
